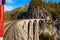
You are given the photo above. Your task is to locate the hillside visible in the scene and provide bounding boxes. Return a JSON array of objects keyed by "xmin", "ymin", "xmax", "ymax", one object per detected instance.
[
  {"xmin": 4, "ymin": 5, "xmax": 29, "ymax": 22},
  {"xmin": 4, "ymin": 0, "xmax": 60, "ymax": 22},
  {"xmin": 29, "ymin": 0, "xmax": 60, "ymax": 20}
]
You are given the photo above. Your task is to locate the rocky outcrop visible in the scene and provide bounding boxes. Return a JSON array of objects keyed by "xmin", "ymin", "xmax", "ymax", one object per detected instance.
[
  {"xmin": 55, "ymin": 19, "xmax": 60, "ymax": 40},
  {"xmin": 28, "ymin": 6, "xmax": 59, "ymax": 40}
]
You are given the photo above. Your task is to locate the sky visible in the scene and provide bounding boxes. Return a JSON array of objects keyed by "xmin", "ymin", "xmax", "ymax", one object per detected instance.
[
  {"xmin": 5, "ymin": 0, "xmax": 60, "ymax": 11},
  {"xmin": 5, "ymin": 0, "xmax": 31, "ymax": 11}
]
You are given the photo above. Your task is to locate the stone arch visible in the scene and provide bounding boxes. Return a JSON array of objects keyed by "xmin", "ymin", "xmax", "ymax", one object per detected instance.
[
  {"xmin": 28, "ymin": 21, "xmax": 32, "ymax": 35},
  {"xmin": 28, "ymin": 21, "xmax": 33, "ymax": 40},
  {"xmin": 23, "ymin": 22, "xmax": 26, "ymax": 28},
  {"xmin": 33, "ymin": 20, "xmax": 37, "ymax": 40},
  {"xmin": 28, "ymin": 21, "xmax": 32, "ymax": 31},
  {"xmin": 23, "ymin": 22, "xmax": 28, "ymax": 40},
  {"xmin": 39, "ymin": 20, "xmax": 44, "ymax": 29}
]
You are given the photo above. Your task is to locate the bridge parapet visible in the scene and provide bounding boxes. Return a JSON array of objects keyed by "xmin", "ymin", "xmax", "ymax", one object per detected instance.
[{"xmin": 18, "ymin": 19, "xmax": 44, "ymax": 25}]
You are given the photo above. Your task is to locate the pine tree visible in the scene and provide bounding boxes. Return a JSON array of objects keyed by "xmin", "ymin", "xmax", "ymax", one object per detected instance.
[{"xmin": 29, "ymin": 0, "xmax": 43, "ymax": 9}]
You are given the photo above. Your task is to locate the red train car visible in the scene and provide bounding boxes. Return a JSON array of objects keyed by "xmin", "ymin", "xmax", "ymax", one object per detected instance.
[{"xmin": 0, "ymin": 0, "xmax": 5, "ymax": 40}]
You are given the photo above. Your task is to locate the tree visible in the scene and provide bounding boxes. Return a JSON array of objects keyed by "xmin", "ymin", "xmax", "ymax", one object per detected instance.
[
  {"xmin": 29, "ymin": 0, "xmax": 43, "ymax": 9},
  {"xmin": 39, "ymin": 34, "xmax": 54, "ymax": 40}
]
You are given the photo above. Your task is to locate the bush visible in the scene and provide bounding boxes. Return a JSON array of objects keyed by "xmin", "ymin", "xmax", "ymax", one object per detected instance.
[{"xmin": 39, "ymin": 34, "xmax": 54, "ymax": 40}]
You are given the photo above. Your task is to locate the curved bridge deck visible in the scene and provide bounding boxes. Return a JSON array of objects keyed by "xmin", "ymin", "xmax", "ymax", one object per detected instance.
[{"xmin": 4, "ymin": 19, "xmax": 56, "ymax": 40}]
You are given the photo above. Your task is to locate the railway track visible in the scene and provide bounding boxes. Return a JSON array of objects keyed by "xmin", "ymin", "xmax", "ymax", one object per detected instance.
[
  {"xmin": 3, "ymin": 20, "xmax": 17, "ymax": 40},
  {"xmin": 3, "ymin": 20, "xmax": 32, "ymax": 40}
]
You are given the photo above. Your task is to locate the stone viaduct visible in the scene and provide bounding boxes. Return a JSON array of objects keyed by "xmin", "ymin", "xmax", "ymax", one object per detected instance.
[
  {"xmin": 15, "ymin": 19, "xmax": 56, "ymax": 40},
  {"xmin": 4, "ymin": 7, "xmax": 57, "ymax": 40}
]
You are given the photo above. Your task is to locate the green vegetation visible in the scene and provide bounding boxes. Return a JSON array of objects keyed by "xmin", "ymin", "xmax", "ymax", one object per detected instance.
[
  {"xmin": 4, "ymin": 12, "xmax": 11, "ymax": 22},
  {"xmin": 39, "ymin": 34, "xmax": 54, "ymax": 40},
  {"xmin": 4, "ymin": 5, "xmax": 28, "ymax": 22},
  {"xmin": 29, "ymin": 0, "xmax": 43, "ymax": 9},
  {"xmin": 30, "ymin": 0, "xmax": 60, "ymax": 19},
  {"xmin": 4, "ymin": 11, "xmax": 27, "ymax": 22},
  {"xmin": 4, "ymin": 0, "xmax": 60, "ymax": 22}
]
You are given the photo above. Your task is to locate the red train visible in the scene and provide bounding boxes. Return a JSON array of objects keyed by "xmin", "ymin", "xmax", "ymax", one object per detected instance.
[{"xmin": 0, "ymin": 0, "xmax": 5, "ymax": 38}]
